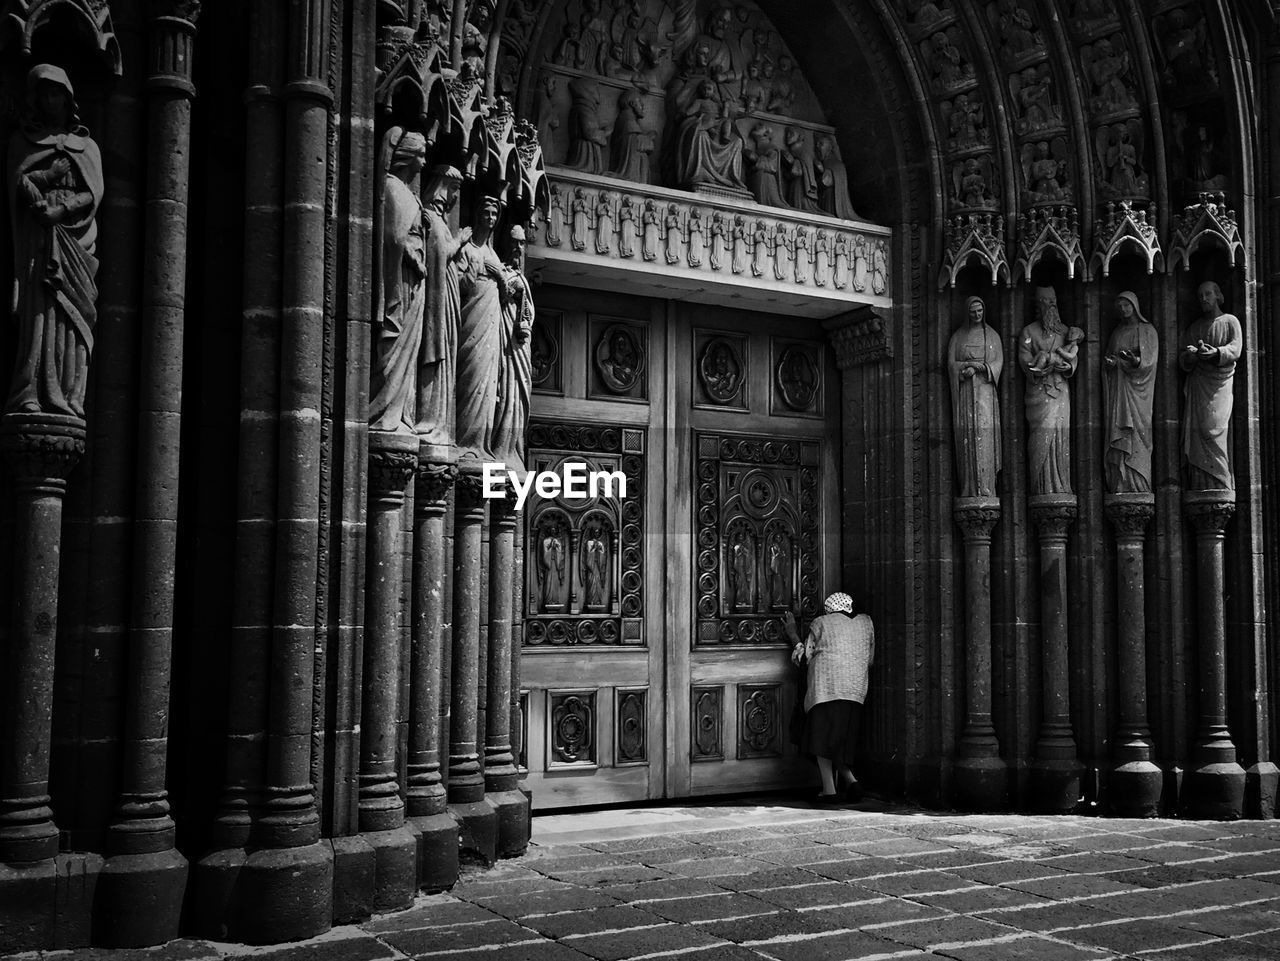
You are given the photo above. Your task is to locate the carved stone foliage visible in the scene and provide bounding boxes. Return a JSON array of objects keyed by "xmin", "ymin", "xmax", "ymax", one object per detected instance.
[
  {"xmin": 616, "ymin": 688, "xmax": 647, "ymax": 764},
  {"xmin": 524, "ymin": 421, "xmax": 645, "ymax": 647},
  {"xmin": 695, "ymin": 432, "xmax": 821, "ymax": 646},
  {"xmin": 1169, "ymin": 192, "xmax": 1245, "ymax": 273},
  {"xmin": 550, "ymin": 691, "xmax": 596, "ymax": 766},
  {"xmin": 1014, "ymin": 206, "xmax": 1085, "ymax": 282},
  {"xmin": 695, "ymin": 331, "xmax": 747, "ymax": 409},
  {"xmin": 591, "ymin": 319, "xmax": 647, "ymax": 400},
  {"xmin": 691, "ymin": 686, "xmax": 724, "ymax": 761},
  {"xmin": 531, "ymin": 309, "xmax": 564, "ymax": 394},
  {"xmin": 1091, "ymin": 201, "xmax": 1163, "ymax": 278},
  {"xmin": 772, "ymin": 340, "xmax": 823, "ymax": 416},
  {"xmin": 940, "ymin": 213, "xmax": 1009, "ymax": 289},
  {"xmin": 534, "ymin": 0, "xmax": 862, "ymax": 219},
  {"xmin": 532, "ymin": 171, "xmax": 890, "ymax": 305},
  {"xmin": 737, "ymin": 684, "xmax": 781, "ymax": 759}
]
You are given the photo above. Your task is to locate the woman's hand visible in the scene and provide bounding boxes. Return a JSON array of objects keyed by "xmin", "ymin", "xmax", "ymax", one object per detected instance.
[{"xmin": 790, "ymin": 642, "xmax": 805, "ymax": 666}]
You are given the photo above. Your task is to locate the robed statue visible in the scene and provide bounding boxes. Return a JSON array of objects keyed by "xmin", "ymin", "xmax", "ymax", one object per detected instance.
[
  {"xmin": 1180, "ymin": 281, "xmax": 1242, "ymax": 491},
  {"xmin": 947, "ymin": 296, "xmax": 1003, "ymax": 498},
  {"xmin": 7, "ymin": 64, "xmax": 104, "ymax": 418},
  {"xmin": 370, "ymin": 128, "xmax": 427, "ymax": 434},
  {"xmin": 492, "ymin": 225, "xmax": 535, "ymax": 472},
  {"xmin": 416, "ymin": 165, "xmax": 469, "ymax": 449},
  {"xmin": 1017, "ymin": 285, "xmax": 1082, "ymax": 496},
  {"xmin": 1102, "ymin": 291, "xmax": 1158, "ymax": 494}
]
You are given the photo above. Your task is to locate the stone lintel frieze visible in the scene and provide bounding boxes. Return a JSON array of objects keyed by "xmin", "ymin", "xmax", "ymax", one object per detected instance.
[
  {"xmin": 528, "ymin": 169, "xmax": 893, "ymax": 320},
  {"xmin": 939, "ymin": 213, "xmax": 1009, "ymax": 289},
  {"xmin": 1014, "ymin": 206, "xmax": 1086, "ymax": 283},
  {"xmin": 1169, "ymin": 192, "xmax": 1246, "ymax": 276},
  {"xmin": 1091, "ymin": 200, "xmax": 1163, "ymax": 279}
]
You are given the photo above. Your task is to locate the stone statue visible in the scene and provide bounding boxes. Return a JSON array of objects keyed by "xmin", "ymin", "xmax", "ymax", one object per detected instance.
[
  {"xmin": 781, "ymin": 127, "xmax": 819, "ymax": 212},
  {"xmin": 7, "ymin": 64, "xmax": 104, "ymax": 418},
  {"xmin": 538, "ymin": 524, "xmax": 566, "ymax": 610},
  {"xmin": 610, "ymin": 88, "xmax": 655, "ymax": 183},
  {"xmin": 1180, "ymin": 281, "xmax": 1242, "ymax": 491},
  {"xmin": 416, "ymin": 165, "xmax": 468, "ymax": 447},
  {"xmin": 370, "ymin": 129, "xmax": 427, "ymax": 435},
  {"xmin": 815, "ymin": 135, "xmax": 860, "ymax": 221},
  {"xmin": 948, "ymin": 296, "xmax": 1004, "ymax": 498},
  {"xmin": 745, "ymin": 124, "xmax": 785, "ymax": 208},
  {"xmin": 673, "ymin": 77, "xmax": 746, "ymax": 191},
  {"xmin": 492, "ymin": 226, "xmax": 535, "ymax": 472},
  {"xmin": 1017, "ymin": 285, "xmax": 1082, "ymax": 495},
  {"xmin": 1102, "ymin": 292, "xmax": 1158, "ymax": 494},
  {"xmin": 566, "ymin": 77, "xmax": 610, "ymax": 174},
  {"xmin": 583, "ymin": 524, "xmax": 608, "ymax": 607},
  {"xmin": 455, "ymin": 196, "xmax": 515, "ymax": 460}
]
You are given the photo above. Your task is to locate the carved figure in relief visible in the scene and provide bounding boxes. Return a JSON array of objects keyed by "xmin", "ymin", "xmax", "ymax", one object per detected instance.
[
  {"xmin": 664, "ymin": 203, "xmax": 683, "ymax": 265},
  {"xmin": 766, "ymin": 533, "xmax": 790, "ymax": 608},
  {"xmin": 741, "ymin": 58, "xmax": 767, "ymax": 113},
  {"xmin": 751, "ymin": 219, "xmax": 770, "ymax": 277},
  {"xmin": 597, "ymin": 325, "xmax": 644, "ymax": 392},
  {"xmin": 1155, "ymin": 7, "xmax": 1213, "ymax": 93},
  {"xmin": 686, "ymin": 207, "xmax": 705, "ymax": 267},
  {"xmin": 538, "ymin": 525, "xmax": 566, "ymax": 610},
  {"xmin": 609, "ymin": 88, "xmax": 655, "ymax": 183},
  {"xmin": 927, "ymin": 28, "xmax": 969, "ymax": 89},
  {"xmin": 954, "ymin": 157, "xmax": 996, "ymax": 208},
  {"xmin": 993, "ymin": 0, "xmax": 1040, "ymax": 58},
  {"xmin": 730, "ymin": 215, "xmax": 748, "ymax": 274},
  {"xmin": 570, "ymin": 187, "xmax": 590, "ymax": 251},
  {"xmin": 699, "ymin": 337, "xmax": 742, "ymax": 403},
  {"xmin": 815, "ymin": 135, "xmax": 860, "ymax": 220},
  {"xmin": 871, "ymin": 240, "xmax": 888, "ymax": 295},
  {"xmin": 813, "ymin": 230, "xmax": 830, "ymax": 288},
  {"xmin": 573, "ymin": 1, "xmax": 610, "ymax": 73},
  {"xmin": 905, "ymin": 0, "xmax": 948, "ymax": 28},
  {"xmin": 1018, "ymin": 286, "xmax": 1083, "ymax": 495},
  {"xmin": 945, "ymin": 93, "xmax": 984, "ymax": 150},
  {"xmin": 851, "ymin": 235, "xmax": 868, "ymax": 292},
  {"xmin": 493, "ymin": 225, "xmax": 535, "ymax": 472},
  {"xmin": 553, "ymin": 19, "xmax": 582, "ymax": 68},
  {"xmin": 456, "ymin": 196, "xmax": 516, "ymax": 460},
  {"xmin": 1022, "ymin": 140, "xmax": 1071, "ymax": 203},
  {"xmin": 782, "ymin": 127, "xmax": 820, "ymax": 212},
  {"xmin": 772, "ymin": 225, "xmax": 790, "ymax": 281},
  {"xmin": 1010, "ymin": 64, "xmax": 1059, "ymax": 135},
  {"xmin": 728, "ymin": 526, "xmax": 753, "ymax": 610},
  {"xmin": 1098, "ymin": 122, "xmax": 1146, "ymax": 198},
  {"xmin": 594, "ymin": 191, "xmax": 613, "ymax": 255},
  {"xmin": 1083, "ymin": 36, "xmax": 1136, "ymax": 112},
  {"xmin": 947, "ymin": 296, "xmax": 1003, "ymax": 498},
  {"xmin": 582, "ymin": 522, "xmax": 609, "ymax": 608},
  {"xmin": 566, "ymin": 77, "xmax": 611, "ymax": 174},
  {"xmin": 745, "ymin": 124, "xmax": 786, "ymax": 208},
  {"xmin": 371, "ymin": 129, "xmax": 427, "ymax": 435},
  {"xmin": 791, "ymin": 226, "xmax": 810, "ymax": 285},
  {"xmin": 535, "ymin": 74, "xmax": 560, "ymax": 163},
  {"xmin": 832, "ymin": 234, "xmax": 850, "ymax": 290},
  {"xmin": 1067, "ymin": 0, "xmax": 1114, "ymax": 28},
  {"xmin": 1102, "ymin": 292, "xmax": 1158, "ymax": 494},
  {"xmin": 1180, "ymin": 281, "xmax": 1242, "ymax": 491},
  {"xmin": 617, "ymin": 196, "xmax": 637, "ymax": 258},
  {"xmin": 640, "ymin": 198, "xmax": 660, "ymax": 261},
  {"xmin": 417, "ymin": 165, "xmax": 467, "ymax": 446},
  {"xmin": 778, "ymin": 346, "xmax": 819, "ymax": 411},
  {"xmin": 1188, "ymin": 123, "xmax": 1228, "ymax": 192},
  {"xmin": 709, "ymin": 212, "xmax": 727, "ymax": 270},
  {"xmin": 7, "ymin": 64, "xmax": 104, "ymax": 418},
  {"xmin": 674, "ymin": 77, "xmax": 746, "ymax": 191},
  {"xmin": 766, "ymin": 54, "xmax": 796, "ymax": 114},
  {"xmin": 546, "ymin": 185, "xmax": 564, "ymax": 246}
]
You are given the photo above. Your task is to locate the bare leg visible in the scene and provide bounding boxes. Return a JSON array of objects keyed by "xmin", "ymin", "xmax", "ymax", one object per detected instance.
[
  {"xmin": 837, "ymin": 765, "xmax": 855, "ymax": 787},
  {"xmin": 816, "ymin": 756, "xmax": 837, "ymax": 795}
]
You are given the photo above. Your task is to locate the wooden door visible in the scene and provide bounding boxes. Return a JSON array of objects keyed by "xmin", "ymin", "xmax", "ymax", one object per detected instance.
[{"xmin": 520, "ymin": 285, "xmax": 839, "ymax": 809}]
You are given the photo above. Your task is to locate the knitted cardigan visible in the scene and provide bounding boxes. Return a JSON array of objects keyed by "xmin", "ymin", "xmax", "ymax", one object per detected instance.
[{"xmin": 803, "ymin": 612, "xmax": 875, "ymax": 711}]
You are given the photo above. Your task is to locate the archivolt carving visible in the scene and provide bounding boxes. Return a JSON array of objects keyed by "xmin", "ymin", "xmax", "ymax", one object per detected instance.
[
  {"xmin": 1091, "ymin": 201, "xmax": 1163, "ymax": 279},
  {"xmin": 0, "ymin": 0, "xmax": 121, "ymax": 72},
  {"xmin": 1168, "ymin": 191, "xmax": 1245, "ymax": 275},
  {"xmin": 1014, "ymin": 206, "xmax": 1085, "ymax": 283}
]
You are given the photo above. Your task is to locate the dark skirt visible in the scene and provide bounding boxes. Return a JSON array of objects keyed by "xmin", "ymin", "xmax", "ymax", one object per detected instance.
[{"xmin": 797, "ymin": 699, "xmax": 862, "ymax": 766}]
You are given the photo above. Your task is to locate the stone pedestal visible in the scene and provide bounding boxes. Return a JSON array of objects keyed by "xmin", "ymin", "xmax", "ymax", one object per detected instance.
[
  {"xmin": 951, "ymin": 498, "xmax": 1008, "ymax": 811},
  {"xmin": 448, "ymin": 463, "xmax": 497, "ymax": 863},
  {"xmin": 0, "ymin": 414, "xmax": 83, "ymax": 952},
  {"xmin": 407, "ymin": 452, "xmax": 459, "ymax": 891},
  {"xmin": 1028, "ymin": 494, "xmax": 1083, "ymax": 814},
  {"xmin": 1181, "ymin": 490, "xmax": 1245, "ymax": 819},
  {"xmin": 358, "ymin": 432, "xmax": 418, "ymax": 911},
  {"xmin": 1104, "ymin": 493, "xmax": 1162, "ymax": 817}
]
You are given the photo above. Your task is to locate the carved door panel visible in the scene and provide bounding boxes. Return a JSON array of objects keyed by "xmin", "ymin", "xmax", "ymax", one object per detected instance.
[{"xmin": 521, "ymin": 286, "xmax": 839, "ymax": 808}]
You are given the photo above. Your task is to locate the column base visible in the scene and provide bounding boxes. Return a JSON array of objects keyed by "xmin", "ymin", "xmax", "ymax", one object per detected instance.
[
  {"xmin": 190, "ymin": 845, "xmax": 246, "ymax": 941},
  {"xmin": 1029, "ymin": 757, "xmax": 1083, "ymax": 814},
  {"xmin": 0, "ymin": 857, "xmax": 56, "ymax": 953},
  {"xmin": 489, "ymin": 789, "xmax": 531, "ymax": 859},
  {"xmin": 94, "ymin": 847, "xmax": 188, "ymax": 947},
  {"xmin": 1108, "ymin": 760, "xmax": 1163, "ymax": 818},
  {"xmin": 331, "ymin": 834, "xmax": 375, "ymax": 925},
  {"xmin": 237, "ymin": 842, "xmax": 334, "ymax": 944},
  {"xmin": 408, "ymin": 813, "xmax": 459, "ymax": 892},
  {"xmin": 952, "ymin": 756, "xmax": 1007, "ymax": 812},
  {"xmin": 1245, "ymin": 762, "xmax": 1279, "ymax": 819},
  {"xmin": 1181, "ymin": 761, "xmax": 1246, "ymax": 820},
  {"xmin": 365, "ymin": 826, "xmax": 417, "ymax": 912},
  {"xmin": 449, "ymin": 798, "xmax": 498, "ymax": 866}
]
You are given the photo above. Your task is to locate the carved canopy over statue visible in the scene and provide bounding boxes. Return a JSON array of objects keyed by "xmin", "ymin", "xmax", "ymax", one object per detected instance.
[
  {"xmin": 7, "ymin": 64, "xmax": 104, "ymax": 419},
  {"xmin": 536, "ymin": 0, "xmax": 866, "ymax": 220}
]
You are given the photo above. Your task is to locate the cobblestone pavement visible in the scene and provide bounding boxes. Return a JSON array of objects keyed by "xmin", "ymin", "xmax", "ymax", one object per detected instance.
[{"xmin": 10, "ymin": 797, "xmax": 1280, "ymax": 961}]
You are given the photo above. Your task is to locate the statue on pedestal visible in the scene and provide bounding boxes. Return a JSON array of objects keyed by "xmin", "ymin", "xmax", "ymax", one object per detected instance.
[
  {"xmin": 948, "ymin": 297, "xmax": 1004, "ymax": 498},
  {"xmin": 1102, "ymin": 291, "xmax": 1158, "ymax": 493},
  {"xmin": 492, "ymin": 225, "xmax": 535, "ymax": 472},
  {"xmin": 416, "ymin": 165, "xmax": 468, "ymax": 448},
  {"xmin": 1018, "ymin": 285, "xmax": 1082, "ymax": 495},
  {"xmin": 1180, "ymin": 281, "xmax": 1242, "ymax": 491},
  {"xmin": 7, "ymin": 64, "xmax": 104, "ymax": 418}
]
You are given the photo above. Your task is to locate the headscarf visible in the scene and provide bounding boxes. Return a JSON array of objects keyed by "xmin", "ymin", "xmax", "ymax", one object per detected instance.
[
  {"xmin": 965, "ymin": 295, "xmax": 985, "ymax": 318},
  {"xmin": 822, "ymin": 592, "xmax": 853, "ymax": 615},
  {"xmin": 390, "ymin": 128, "xmax": 427, "ymax": 164},
  {"xmin": 25, "ymin": 63, "xmax": 81, "ymax": 128},
  {"xmin": 1115, "ymin": 290, "xmax": 1149, "ymax": 324}
]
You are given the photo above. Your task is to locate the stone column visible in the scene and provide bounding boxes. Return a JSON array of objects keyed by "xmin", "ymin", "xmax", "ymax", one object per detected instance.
[
  {"xmin": 448, "ymin": 463, "xmax": 497, "ymax": 863},
  {"xmin": 1028, "ymin": 494, "xmax": 1083, "ymax": 813},
  {"xmin": 1182, "ymin": 491, "xmax": 1245, "ymax": 818},
  {"xmin": 952, "ymin": 498, "xmax": 1007, "ymax": 811},
  {"xmin": 97, "ymin": 2, "xmax": 200, "ymax": 945},
  {"xmin": 406, "ymin": 454, "xmax": 458, "ymax": 891},
  {"xmin": 359, "ymin": 433, "xmax": 418, "ymax": 910},
  {"xmin": 485, "ymin": 483, "xmax": 529, "ymax": 857},
  {"xmin": 1105, "ymin": 494, "xmax": 1162, "ymax": 816},
  {"xmin": 0, "ymin": 415, "xmax": 83, "ymax": 953},
  {"xmin": 511, "ymin": 519, "xmax": 527, "ymax": 790}
]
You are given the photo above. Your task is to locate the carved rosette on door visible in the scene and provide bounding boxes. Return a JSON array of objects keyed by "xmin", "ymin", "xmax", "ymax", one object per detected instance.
[
  {"xmin": 524, "ymin": 421, "xmax": 645, "ymax": 646},
  {"xmin": 696, "ymin": 432, "xmax": 821, "ymax": 645}
]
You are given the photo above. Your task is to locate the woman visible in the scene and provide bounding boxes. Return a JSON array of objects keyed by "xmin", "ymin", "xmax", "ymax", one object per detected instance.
[{"xmin": 784, "ymin": 592, "xmax": 875, "ymax": 803}]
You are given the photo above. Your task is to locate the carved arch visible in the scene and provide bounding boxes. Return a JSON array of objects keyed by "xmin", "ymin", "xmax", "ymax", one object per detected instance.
[{"xmin": 0, "ymin": 0, "xmax": 121, "ymax": 73}]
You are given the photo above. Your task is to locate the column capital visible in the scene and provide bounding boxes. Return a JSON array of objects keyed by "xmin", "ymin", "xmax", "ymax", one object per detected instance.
[
  {"xmin": 368, "ymin": 431, "xmax": 418, "ymax": 506},
  {"xmin": 416, "ymin": 459, "xmax": 458, "ymax": 504},
  {"xmin": 1104, "ymin": 493, "xmax": 1155, "ymax": 537},
  {"xmin": 1183, "ymin": 489, "xmax": 1235, "ymax": 535},
  {"xmin": 825, "ymin": 306, "xmax": 892, "ymax": 370},
  {"xmin": 0, "ymin": 412, "xmax": 86, "ymax": 492},
  {"xmin": 954, "ymin": 496, "xmax": 1001, "ymax": 540},
  {"xmin": 455, "ymin": 462, "xmax": 488, "ymax": 515},
  {"xmin": 1029, "ymin": 493, "xmax": 1078, "ymax": 537}
]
